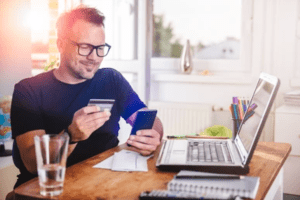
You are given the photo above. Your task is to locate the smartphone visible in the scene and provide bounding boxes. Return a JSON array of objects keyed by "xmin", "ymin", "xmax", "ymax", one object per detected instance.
[
  {"xmin": 130, "ymin": 109, "xmax": 157, "ymax": 135},
  {"xmin": 127, "ymin": 109, "xmax": 157, "ymax": 146}
]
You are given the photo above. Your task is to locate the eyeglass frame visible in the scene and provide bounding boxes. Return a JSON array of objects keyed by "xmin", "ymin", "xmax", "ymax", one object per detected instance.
[{"xmin": 69, "ymin": 40, "xmax": 111, "ymax": 57}]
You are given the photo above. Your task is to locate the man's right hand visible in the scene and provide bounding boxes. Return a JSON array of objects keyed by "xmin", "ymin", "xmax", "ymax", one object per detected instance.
[{"xmin": 68, "ymin": 105, "xmax": 111, "ymax": 142}]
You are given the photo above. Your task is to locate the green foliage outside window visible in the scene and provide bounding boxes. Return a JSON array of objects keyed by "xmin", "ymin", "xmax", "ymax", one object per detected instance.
[{"xmin": 153, "ymin": 15, "xmax": 183, "ymax": 58}]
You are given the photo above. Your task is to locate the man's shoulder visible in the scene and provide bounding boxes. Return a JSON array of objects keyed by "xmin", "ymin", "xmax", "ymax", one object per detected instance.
[
  {"xmin": 94, "ymin": 68, "xmax": 123, "ymax": 81},
  {"xmin": 16, "ymin": 70, "xmax": 54, "ymax": 89},
  {"xmin": 96, "ymin": 68, "xmax": 120, "ymax": 76}
]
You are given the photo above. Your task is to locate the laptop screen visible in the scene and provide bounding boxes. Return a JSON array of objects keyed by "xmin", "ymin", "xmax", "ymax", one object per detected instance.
[
  {"xmin": 238, "ymin": 79, "xmax": 274, "ymax": 152},
  {"xmin": 234, "ymin": 73, "xmax": 280, "ymax": 165}
]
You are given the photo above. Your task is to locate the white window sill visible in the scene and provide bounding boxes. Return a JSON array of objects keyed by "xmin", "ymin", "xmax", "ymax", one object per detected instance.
[
  {"xmin": 152, "ymin": 72, "xmax": 253, "ymax": 84},
  {"xmin": 33, "ymin": 69, "xmax": 253, "ymax": 84}
]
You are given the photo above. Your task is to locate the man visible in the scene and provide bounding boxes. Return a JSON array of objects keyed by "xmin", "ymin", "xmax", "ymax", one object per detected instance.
[{"xmin": 11, "ymin": 6, "xmax": 163, "ymax": 188}]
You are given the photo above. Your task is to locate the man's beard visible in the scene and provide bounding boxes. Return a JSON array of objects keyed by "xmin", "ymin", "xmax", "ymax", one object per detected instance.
[{"xmin": 67, "ymin": 60, "xmax": 100, "ymax": 80}]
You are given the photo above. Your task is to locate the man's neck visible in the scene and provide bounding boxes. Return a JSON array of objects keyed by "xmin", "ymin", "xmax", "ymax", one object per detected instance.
[{"xmin": 53, "ymin": 67, "xmax": 87, "ymax": 85}]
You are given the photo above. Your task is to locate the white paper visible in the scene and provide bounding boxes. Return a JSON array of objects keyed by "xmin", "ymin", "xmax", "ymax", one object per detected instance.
[
  {"xmin": 111, "ymin": 150, "xmax": 137, "ymax": 171},
  {"xmin": 93, "ymin": 150, "xmax": 152, "ymax": 172},
  {"xmin": 93, "ymin": 155, "xmax": 114, "ymax": 169}
]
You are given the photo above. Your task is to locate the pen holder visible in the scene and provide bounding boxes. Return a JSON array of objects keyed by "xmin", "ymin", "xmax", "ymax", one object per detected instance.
[{"xmin": 232, "ymin": 118, "xmax": 241, "ymax": 138}]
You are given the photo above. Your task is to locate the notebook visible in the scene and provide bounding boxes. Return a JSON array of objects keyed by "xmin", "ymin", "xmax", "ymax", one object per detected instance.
[
  {"xmin": 139, "ymin": 170, "xmax": 260, "ymax": 199},
  {"xmin": 156, "ymin": 72, "xmax": 280, "ymax": 174},
  {"xmin": 168, "ymin": 170, "xmax": 260, "ymax": 199}
]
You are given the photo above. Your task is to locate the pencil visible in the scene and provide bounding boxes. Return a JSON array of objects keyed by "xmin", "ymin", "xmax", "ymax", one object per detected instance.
[
  {"xmin": 186, "ymin": 135, "xmax": 229, "ymax": 139},
  {"xmin": 167, "ymin": 135, "xmax": 186, "ymax": 139}
]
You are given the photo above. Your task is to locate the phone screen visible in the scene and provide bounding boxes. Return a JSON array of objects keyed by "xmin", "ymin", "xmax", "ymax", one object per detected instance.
[{"xmin": 130, "ymin": 110, "xmax": 157, "ymax": 135}]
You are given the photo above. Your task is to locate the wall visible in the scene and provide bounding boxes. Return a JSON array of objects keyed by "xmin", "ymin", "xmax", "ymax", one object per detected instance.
[
  {"xmin": 0, "ymin": 0, "xmax": 32, "ymax": 197},
  {"xmin": 150, "ymin": 0, "xmax": 300, "ymax": 142},
  {"xmin": 0, "ymin": 0, "xmax": 32, "ymax": 96}
]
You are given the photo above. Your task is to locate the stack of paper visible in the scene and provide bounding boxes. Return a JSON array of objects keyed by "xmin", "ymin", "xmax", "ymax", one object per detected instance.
[
  {"xmin": 284, "ymin": 90, "xmax": 300, "ymax": 106},
  {"xmin": 93, "ymin": 150, "xmax": 152, "ymax": 172}
]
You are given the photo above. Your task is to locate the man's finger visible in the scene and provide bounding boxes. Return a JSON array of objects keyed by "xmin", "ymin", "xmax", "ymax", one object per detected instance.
[
  {"xmin": 128, "ymin": 135, "xmax": 154, "ymax": 145},
  {"xmin": 127, "ymin": 139, "xmax": 156, "ymax": 152},
  {"xmin": 79, "ymin": 105, "xmax": 101, "ymax": 115},
  {"xmin": 85, "ymin": 117, "xmax": 109, "ymax": 130},
  {"xmin": 136, "ymin": 129, "xmax": 160, "ymax": 139},
  {"xmin": 139, "ymin": 150, "xmax": 152, "ymax": 156},
  {"xmin": 126, "ymin": 144, "xmax": 152, "ymax": 156},
  {"xmin": 84, "ymin": 111, "xmax": 110, "ymax": 123}
]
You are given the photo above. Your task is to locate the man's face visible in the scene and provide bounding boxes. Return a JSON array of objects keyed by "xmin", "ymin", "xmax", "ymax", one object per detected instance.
[{"xmin": 60, "ymin": 20, "xmax": 105, "ymax": 80}]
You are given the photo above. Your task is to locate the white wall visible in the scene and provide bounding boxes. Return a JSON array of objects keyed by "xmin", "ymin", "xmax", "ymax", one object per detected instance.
[
  {"xmin": 150, "ymin": 0, "xmax": 300, "ymax": 142},
  {"xmin": 0, "ymin": 0, "xmax": 32, "ymax": 197},
  {"xmin": 0, "ymin": 0, "xmax": 32, "ymax": 96}
]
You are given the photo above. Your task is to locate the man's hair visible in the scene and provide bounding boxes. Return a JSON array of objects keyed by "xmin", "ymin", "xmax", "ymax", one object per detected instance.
[{"xmin": 56, "ymin": 5, "xmax": 105, "ymax": 39}]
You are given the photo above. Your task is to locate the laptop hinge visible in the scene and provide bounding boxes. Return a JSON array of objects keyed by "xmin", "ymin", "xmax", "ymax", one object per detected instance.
[
  {"xmin": 156, "ymin": 140, "xmax": 167, "ymax": 166},
  {"xmin": 233, "ymin": 138, "xmax": 245, "ymax": 165}
]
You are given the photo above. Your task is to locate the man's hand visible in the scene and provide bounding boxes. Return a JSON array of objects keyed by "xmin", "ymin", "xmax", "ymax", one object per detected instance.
[
  {"xmin": 127, "ymin": 129, "xmax": 161, "ymax": 156},
  {"xmin": 68, "ymin": 105, "xmax": 111, "ymax": 142}
]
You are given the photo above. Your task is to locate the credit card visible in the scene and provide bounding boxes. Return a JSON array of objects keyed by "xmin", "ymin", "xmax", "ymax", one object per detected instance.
[{"xmin": 88, "ymin": 99, "xmax": 115, "ymax": 112}]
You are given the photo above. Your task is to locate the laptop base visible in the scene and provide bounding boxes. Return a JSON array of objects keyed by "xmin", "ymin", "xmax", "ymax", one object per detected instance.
[{"xmin": 157, "ymin": 165, "xmax": 249, "ymax": 175}]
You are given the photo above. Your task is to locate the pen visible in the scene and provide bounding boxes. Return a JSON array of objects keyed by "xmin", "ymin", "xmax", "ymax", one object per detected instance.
[
  {"xmin": 185, "ymin": 135, "xmax": 229, "ymax": 139},
  {"xmin": 244, "ymin": 110, "xmax": 255, "ymax": 122},
  {"xmin": 250, "ymin": 103, "xmax": 257, "ymax": 110},
  {"xmin": 167, "ymin": 135, "xmax": 186, "ymax": 139},
  {"xmin": 232, "ymin": 97, "xmax": 238, "ymax": 104},
  {"xmin": 238, "ymin": 103, "xmax": 244, "ymax": 119},
  {"xmin": 175, "ymin": 175, "xmax": 244, "ymax": 179}
]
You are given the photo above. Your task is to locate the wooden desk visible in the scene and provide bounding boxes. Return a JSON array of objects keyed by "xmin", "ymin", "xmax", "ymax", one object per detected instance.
[{"xmin": 14, "ymin": 142, "xmax": 291, "ymax": 200}]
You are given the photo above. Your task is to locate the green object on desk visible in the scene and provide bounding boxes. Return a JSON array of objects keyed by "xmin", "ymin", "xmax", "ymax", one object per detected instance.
[
  {"xmin": 167, "ymin": 135, "xmax": 186, "ymax": 139},
  {"xmin": 201, "ymin": 125, "xmax": 232, "ymax": 138}
]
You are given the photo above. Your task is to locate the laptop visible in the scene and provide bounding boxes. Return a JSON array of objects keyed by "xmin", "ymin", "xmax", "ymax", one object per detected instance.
[{"xmin": 156, "ymin": 72, "xmax": 280, "ymax": 174}]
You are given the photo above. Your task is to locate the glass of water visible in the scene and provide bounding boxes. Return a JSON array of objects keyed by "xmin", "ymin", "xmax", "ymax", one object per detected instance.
[{"xmin": 34, "ymin": 134, "xmax": 69, "ymax": 196}]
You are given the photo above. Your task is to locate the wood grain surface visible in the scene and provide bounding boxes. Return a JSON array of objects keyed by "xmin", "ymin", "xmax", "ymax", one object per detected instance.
[{"xmin": 14, "ymin": 142, "xmax": 291, "ymax": 200}]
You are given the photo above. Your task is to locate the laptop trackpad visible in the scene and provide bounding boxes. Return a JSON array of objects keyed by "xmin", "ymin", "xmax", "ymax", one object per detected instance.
[{"xmin": 168, "ymin": 140, "xmax": 187, "ymax": 164}]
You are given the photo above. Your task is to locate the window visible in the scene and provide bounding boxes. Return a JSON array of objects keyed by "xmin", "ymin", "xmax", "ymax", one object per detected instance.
[
  {"xmin": 151, "ymin": 0, "xmax": 253, "ymax": 73},
  {"xmin": 30, "ymin": 0, "xmax": 140, "ymax": 73},
  {"xmin": 30, "ymin": 0, "xmax": 50, "ymax": 71},
  {"xmin": 292, "ymin": 1, "xmax": 300, "ymax": 86},
  {"xmin": 82, "ymin": 0, "xmax": 138, "ymax": 60}
]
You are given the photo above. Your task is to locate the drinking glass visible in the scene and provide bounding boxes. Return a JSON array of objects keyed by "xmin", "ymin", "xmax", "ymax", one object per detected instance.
[{"xmin": 34, "ymin": 134, "xmax": 69, "ymax": 196}]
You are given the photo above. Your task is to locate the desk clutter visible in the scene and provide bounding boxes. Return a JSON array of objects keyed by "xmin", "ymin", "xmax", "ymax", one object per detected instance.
[
  {"xmin": 166, "ymin": 125, "xmax": 232, "ymax": 140},
  {"xmin": 93, "ymin": 149, "xmax": 153, "ymax": 171},
  {"xmin": 139, "ymin": 170, "xmax": 260, "ymax": 200},
  {"xmin": 284, "ymin": 90, "xmax": 300, "ymax": 106}
]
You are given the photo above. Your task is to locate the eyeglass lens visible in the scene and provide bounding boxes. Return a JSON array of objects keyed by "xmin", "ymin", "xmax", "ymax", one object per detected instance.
[{"xmin": 78, "ymin": 44, "xmax": 109, "ymax": 57}]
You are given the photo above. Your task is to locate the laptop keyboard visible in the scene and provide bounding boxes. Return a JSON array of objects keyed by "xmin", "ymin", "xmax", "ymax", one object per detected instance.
[{"xmin": 187, "ymin": 141, "xmax": 233, "ymax": 163}]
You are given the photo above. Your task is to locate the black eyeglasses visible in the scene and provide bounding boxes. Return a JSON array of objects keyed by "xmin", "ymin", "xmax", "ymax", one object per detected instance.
[{"xmin": 70, "ymin": 40, "xmax": 111, "ymax": 57}]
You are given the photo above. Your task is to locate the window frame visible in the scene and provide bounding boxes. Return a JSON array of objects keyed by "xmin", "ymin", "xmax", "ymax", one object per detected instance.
[
  {"xmin": 150, "ymin": 0, "xmax": 254, "ymax": 75},
  {"xmin": 292, "ymin": 0, "xmax": 300, "ymax": 87}
]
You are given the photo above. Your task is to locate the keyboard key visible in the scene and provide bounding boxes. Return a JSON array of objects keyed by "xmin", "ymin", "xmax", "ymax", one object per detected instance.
[
  {"xmin": 216, "ymin": 144, "xmax": 225, "ymax": 162},
  {"xmin": 198, "ymin": 144, "xmax": 205, "ymax": 161},
  {"xmin": 192, "ymin": 146, "xmax": 199, "ymax": 162},
  {"xmin": 204, "ymin": 142, "xmax": 211, "ymax": 161},
  {"xmin": 222, "ymin": 143, "xmax": 232, "ymax": 162},
  {"xmin": 209, "ymin": 143, "xmax": 218, "ymax": 162}
]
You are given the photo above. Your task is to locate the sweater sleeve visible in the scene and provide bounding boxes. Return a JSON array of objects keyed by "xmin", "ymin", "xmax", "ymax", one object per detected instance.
[{"xmin": 110, "ymin": 69, "xmax": 146, "ymax": 121}]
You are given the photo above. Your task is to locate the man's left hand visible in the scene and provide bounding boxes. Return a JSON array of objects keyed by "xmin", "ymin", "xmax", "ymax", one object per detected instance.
[{"xmin": 127, "ymin": 129, "xmax": 161, "ymax": 156}]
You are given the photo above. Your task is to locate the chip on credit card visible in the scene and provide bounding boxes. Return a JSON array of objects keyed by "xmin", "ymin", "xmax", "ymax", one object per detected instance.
[{"xmin": 88, "ymin": 99, "xmax": 115, "ymax": 112}]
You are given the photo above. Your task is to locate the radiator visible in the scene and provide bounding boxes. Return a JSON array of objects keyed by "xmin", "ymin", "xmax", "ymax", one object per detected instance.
[{"xmin": 148, "ymin": 101, "xmax": 212, "ymax": 139}]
